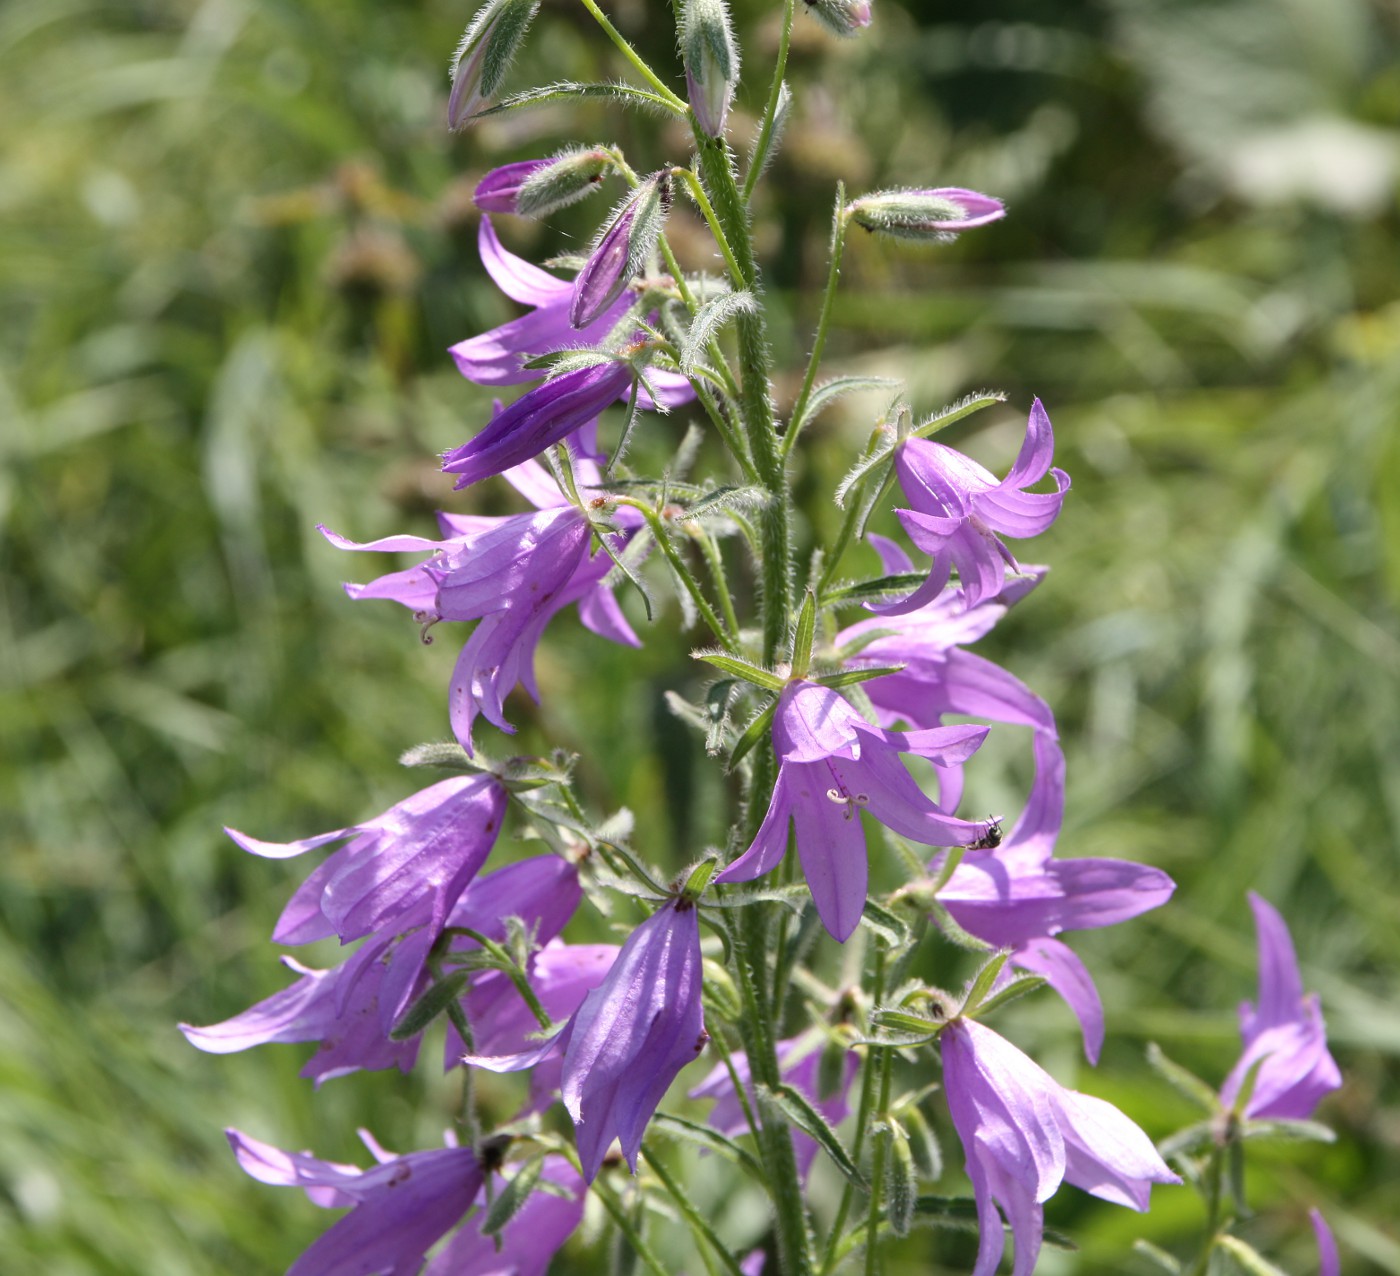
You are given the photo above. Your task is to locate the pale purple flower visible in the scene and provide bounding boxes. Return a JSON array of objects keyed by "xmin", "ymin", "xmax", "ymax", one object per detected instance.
[
  {"xmin": 1219, "ymin": 893, "xmax": 1341, "ymax": 1120},
  {"xmin": 474, "ymin": 159, "xmax": 551, "ymax": 212},
  {"xmin": 941, "ymin": 1017, "xmax": 1180, "ymax": 1276},
  {"xmin": 681, "ymin": 0, "xmax": 739, "ymax": 137},
  {"xmin": 934, "ymin": 735, "xmax": 1176, "ymax": 1062},
  {"xmin": 448, "ymin": 217, "xmax": 692, "ymax": 408},
  {"xmin": 447, "ymin": 0, "xmax": 539, "ymax": 129},
  {"xmin": 878, "ymin": 399, "xmax": 1070, "ymax": 614},
  {"xmin": 474, "ymin": 149, "xmax": 611, "ymax": 218},
  {"xmin": 848, "ymin": 187, "xmax": 1005, "ymax": 239},
  {"xmin": 181, "ymin": 855, "xmax": 582, "ymax": 1084},
  {"xmin": 324, "ymin": 458, "xmax": 640, "ymax": 752},
  {"xmin": 570, "ymin": 172, "xmax": 670, "ymax": 329},
  {"xmin": 803, "ymin": 0, "xmax": 872, "ymax": 38},
  {"xmin": 715, "ymin": 680, "xmax": 995, "ymax": 942},
  {"xmin": 689, "ymin": 1031, "xmax": 859, "ymax": 1179},
  {"xmin": 1311, "ymin": 1208, "xmax": 1340, "ymax": 1276},
  {"xmin": 466, "ymin": 901, "xmax": 706, "ymax": 1179},
  {"xmin": 229, "ymin": 1128, "xmax": 482, "ymax": 1276},
  {"xmin": 423, "ymin": 1156, "xmax": 586, "ymax": 1276},
  {"xmin": 227, "ymin": 774, "xmax": 507, "ymax": 948}
]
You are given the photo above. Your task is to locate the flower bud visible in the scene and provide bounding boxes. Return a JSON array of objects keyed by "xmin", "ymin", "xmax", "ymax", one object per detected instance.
[
  {"xmin": 569, "ymin": 171, "xmax": 671, "ymax": 329},
  {"xmin": 802, "ymin": 0, "xmax": 872, "ymax": 39},
  {"xmin": 447, "ymin": 0, "xmax": 540, "ymax": 130},
  {"xmin": 846, "ymin": 186, "xmax": 1005, "ymax": 241},
  {"xmin": 474, "ymin": 148, "xmax": 612, "ymax": 217},
  {"xmin": 680, "ymin": 0, "xmax": 740, "ymax": 138}
]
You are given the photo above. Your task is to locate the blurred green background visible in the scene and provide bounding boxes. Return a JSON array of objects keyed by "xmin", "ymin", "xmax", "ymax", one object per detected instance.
[{"xmin": 2, "ymin": 0, "xmax": 1398, "ymax": 1271}]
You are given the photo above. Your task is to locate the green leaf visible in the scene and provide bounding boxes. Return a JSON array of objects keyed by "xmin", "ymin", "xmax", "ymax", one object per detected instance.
[
  {"xmin": 962, "ymin": 950, "xmax": 1013, "ymax": 1014},
  {"xmin": 1133, "ymin": 1240, "xmax": 1184, "ymax": 1275},
  {"xmin": 727, "ymin": 697, "xmax": 777, "ymax": 771},
  {"xmin": 833, "ymin": 438, "xmax": 895, "ymax": 509},
  {"xmin": 1217, "ymin": 1235, "xmax": 1290, "ymax": 1276},
  {"xmin": 389, "ymin": 969, "xmax": 471, "ymax": 1040},
  {"xmin": 703, "ymin": 679, "xmax": 741, "ymax": 755},
  {"xmin": 472, "ymin": 80, "xmax": 682, "ymax": 119},
  {"xmin": 792, "ymin": 376, "xmax": 904, "ymax": 437},
  {"xmin": 871, "ymin": 1007, "xmax": 942, "ymax": 1037},
  {"xmin": 758, "ymin": 1083, "xmax": 867, "ymax": 1188},
  {"xmin": 1239, "ymin": 1117, "xmax": 1337, "ymax": 1144},
  {"xmin": 398, "ymin": 742, "xmax": 492, "ymax": 773},
  {"xmin": 910, "ymin": 1195, "xmax": 981, "ymax": 1235},
  {"xmin": 790, "ymin": 590, "xmax": 816, "ymax": 677},
  {"xmin": 971, "ymin": 975, "xmax": 1047, "ymax": 1018},
  {"xmin": 1146, "ymin": 1042, "xmax": 1221, "ymax": 1113},
  {"xmin": 861, "ymin": 899, "xmax": 912, "ymax": 949},
  {"xmin": 898, "ymin": 1104, "xmax": 943, "ymax": 1180},
  {"xmin": 694, "ymin": 650, "xmax": 787, "ymax": 691},
  {"xmin": 821, "ymin": 572, "xmax": 926, "ymax": 608},
  {"xmin": 480, "ymin": 1155, "xmax": 545, "ymax": 1237},
  {"xmin": 1156, "ymin": 1120, "xmax": 1216, "ymax": 1161},
  {"xmin": 813, "ymin": 664, "xmax": 906, "ymax": 690},
  {"xmin": 682, "ymin": 484, "xmax": 769, "ymax": 521},
  {"xmin": 650, "ymin": 1113, "xmax": 765, "ymax": 1182},
  {"xmin": 909, "ymin": 390, "xmax": 1008, "ymax": 440},
  {"xmin": 679, "ymin": 290, "xmax": 757, "ymax": 374},
  {"xmin": 886, "ymin": 1123, "xmax": 917, "ymax": 1237}
]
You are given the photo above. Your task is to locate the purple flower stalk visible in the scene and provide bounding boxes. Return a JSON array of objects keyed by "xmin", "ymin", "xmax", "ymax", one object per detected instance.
[
  {"xmin": 935, "ymin": 735, "xmax": 1175, "ymax": 1062},
  {"xmin": 941, "ymin": 1017, "xmax": 1180, "ymax": 1276},
  {"xmin": 229, "ymin": 1128, "xmax": 482, "ymax": 1276},
  {"xmin": 1219, "ymin": 893, "xmax": 1342, "ymax": 1119},
  {"xmin": 715, "ymin": 680, "xmax": 996, "ymax": 941},
  {"xmin": 227, "ymin": 774, "xmax": 507, "ymax": 948},
  {"xmin": 877, "ymin": 398, "xmax": 1070, "ymax": 614},
  {"xmin": 570, "ymin": 171, "xmax": 671, "ymax": 329},
  {"xmin": 465, "ymin": 900, "xmax": 706, "ymax": 1179}
]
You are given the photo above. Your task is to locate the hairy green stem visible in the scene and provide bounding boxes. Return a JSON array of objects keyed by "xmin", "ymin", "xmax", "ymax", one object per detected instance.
[
  {"xmin": 578, "ymin": 0, "xmax": 688, "ymax": 110},
  {"xmin": 742, "ymin": 0, "xmax": 796, "ymax": 204},
  {"xmin": 618, "ymin": 499, "xmax": 738, "ymax": 649},
  {"xmin": 783, "ymin": 191, "xmax": 849, "ymax": 458},
  {"xmin": 643, "ymin": 1145, "xmax": 751, "ymax": 1276},
  {"xmin": 862, "ymin": 1049, "xmax": 895, "ymax": 1276},
  {"xmin": 591, "ymin": 1175, "xmax": 675, "ymax": 1276}
]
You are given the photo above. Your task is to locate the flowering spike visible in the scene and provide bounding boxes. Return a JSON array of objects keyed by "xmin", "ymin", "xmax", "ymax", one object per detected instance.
[
  {"xmin": 681, "ymin": 0, "xmax": 740, "ymax": 137},
  {"xmin": 447, "ymin": 0, "xmax": 540, "ymax": 129},
  {"xmin": 570, "ymin": 172, "xmax": 671, "ymax": 330}
]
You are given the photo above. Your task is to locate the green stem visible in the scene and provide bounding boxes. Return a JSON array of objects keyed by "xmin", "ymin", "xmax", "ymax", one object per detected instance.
[
  {"xmin": 742, "ymin": 0, "xmax": 796, "ymax": 204},
  {"xmin": 783, "ymin": 191, "xmax": 849, "ymax": 458},
  {"xmin": 862, "ymin": 1049, "xmax": 895, "ymax": 1276},
  {"xmin": 618, "ymin": 499, "xmax": 738, "ymax": 649},
  {"xmin": 592, "ymin": 1174, "xmax": 675, "ymax": 1276},
  {"xmin": 708, "ymin": 1020, "xmax": 761, "ymax": 1139},
  {"xmin": 643, "ymin": 1145, "xmax": 750, "ymax": 1276},
  {"xmin": 693, "ymin": 527, "xmax": 743, "ymax": 641},
  {"xmin": 1185, "ymin": 1144, "xmax": 1228, "ymax": 1276},
  {"xmin": 816, "ymin": 432, "xmax": 887, "ymax": 595},
  {"xmin": 577, "ymin": 0, "xmax": 687, "ymax": 111},
  {"xmin": 675, "ymin": 166, "xmax": 748, "ymax": 289}
]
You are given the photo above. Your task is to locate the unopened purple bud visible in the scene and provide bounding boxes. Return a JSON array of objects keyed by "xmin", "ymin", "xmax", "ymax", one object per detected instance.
[
  {"xmin": 569, "ymin": 171, "xmax": 671, "ymax": 330},
  {"xmin": 802, "ymin": 0, "xmax": 872, "ymax": 38},
  {"xmin": 475, "ymin": 160, "xmax": 550, "ymax": 213},
  {"xmin": 447, "ymin": 0, "xmax": 540, "ymax": 130},
  {"xmin": 847, "ymin": 186, "xmax": 1005, "ymax": 241},
  {"xmin": 475, "ymin": 149, "xmax": 612, "ymax": 217},
  {"xmin": 681, "ymin": 0, "xmax": 740, "ymax": 137}
]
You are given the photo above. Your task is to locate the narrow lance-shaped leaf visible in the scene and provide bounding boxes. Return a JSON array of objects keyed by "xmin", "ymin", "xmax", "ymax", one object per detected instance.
[
  {"xmin": 679, "ymin": 289, "xmax": 757, "ymax": 374},
  {"xmin": 480, "ymin": 1155, "xmax": 546, "ymax": 1236},
  {"xmin": 758, "ymin": 1083, "xmax": 867, "ymax": 1188}
]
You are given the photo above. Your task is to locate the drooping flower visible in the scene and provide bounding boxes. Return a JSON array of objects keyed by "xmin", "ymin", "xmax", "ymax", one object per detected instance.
[
  {"xmin": 934, "ymin": 735, "xmax": 1176, "ymax": 1062},
  {"xmin": 447, "ymin": 0, "xmax": 540, "ymax": 129},
  {"xmin": 229, "ymin": 1128, "xmax": 483, "ymax": 1276},
  {"xmin": 423, "ymin": 1155, "xmax": 586, "ymax": 1276},
  {"xmin": 1219, "ymin": 893, "xmax": 1341, "ymax": 1120},
  {"xmin": 715, "ymin": 680, "xmax": 995, "ymax": 942},
  {"xmin": 447, "ymin": 217, "xmax": 693, "ymax": 408},
  {"xmin": 877, "ymin": 399, "xmax": 1070, "ymax": 614},
  {"xmin": 847, "ymin": 187, "xmax": 1005, "ymax": 240},
  {"xmin": 680, "ymin": 0, "xmax": 740, "ymax": 137},
  {"xmin": 474, "ymin": 148, "xmax": 611, "ymax": 218},
  {"xmin": 940, "ymin": 1016, "xmax": 1180, "ymax": 1276},
  {"xmin": 466, "ymin": 900, "xmax": 706, "ymax": 1180},
  {"xmin": 570, "ymin": 172, "xmax": 671, "ymax": 329},
  {"xmin": 689, "ymin": 1030, "xmax": 859, "ymax": 1179},
  {"xmin": 325, "ymin": 458, "xmax": 640, "ymax": 752},
  {"xmin": 227, "ymin": 774, "xmax": 508, "ymax": 948}
]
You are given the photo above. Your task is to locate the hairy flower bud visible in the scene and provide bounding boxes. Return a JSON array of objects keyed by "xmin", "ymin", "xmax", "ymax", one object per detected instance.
[
  {"xmin": 570, "ymin": 170, "xmax": 671, "ymax": 329},
  {"xmin": 847, "ymin": 186, "xmax": 1005, "ymax": 241},
  {"xmin": 447, "ymin": 0, "xmax": 540, "ymax": 130},
  {"xmin": 802, "ymin": 0, "xmax": 872, "ymax": 39},
  {"xmin": 475, "ymin": 148, "xmax": 612, "ymax": 217},
  {"xmin": 681, "ymin": 0, "xmax": 740, "ymax": 137}
]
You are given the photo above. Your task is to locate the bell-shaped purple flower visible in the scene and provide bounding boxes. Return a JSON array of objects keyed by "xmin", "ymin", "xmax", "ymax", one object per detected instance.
[
  {"xmin": 325, "ymin": 458, "xmax": 641, "ymax": 752},
  {"xmin": 570, "ymin": 172, "xmax": 670, "ymax": 329},
  {"xmin": 941, "ymin": 1016, "xmax": 1180, "ymax": 1276},
  {"xmin": 690, "ymin": 1031, "xmax": 859, "ymax": 1179},
  {"xmin": 227, "ymin": 774, "xmax": 508, "ymax": 948},
  {"xmin": 715, "ymin": 680, "xmax": 995, "ymax": 942},
  {"xmin": 934, "ymin": 735, "xmax": 1175, "ymax": 1062},
  {"xmin": 879, "ymin": 398, "xmax": 1070, "ymax": 614},
  {"xmin": 423, "ymin": 1155, "xmax": 586, "ymax": 1276},
  {"xmin": 448, "ymin": 218, "xmax": 692, "ymax": 411},
  {"xmin": 229, "ymin": 1128, "xmax": 483, "ymax": 1276},
  {"xmin": 1219, "ymin": 893, "xmax": 1341, "ymax": 1120}
]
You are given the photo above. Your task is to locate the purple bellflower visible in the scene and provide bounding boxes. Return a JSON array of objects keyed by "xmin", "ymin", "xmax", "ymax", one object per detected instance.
[
  {"xmin": 229, "ymin": 1127, "xmax": 483, "ymax": 1276},
  {"xmin": 474, "ymin": 158, "xmax": 552, "ymax": 212},
  {"xmin": 466, "ymin": 900, "xmax": 706, "ymax": 1180},
  {"xmin": 1311, "ymin": 1209, "xmax": 1340, "ymax": 1276},
  {"xmin": 325, "ymin": 457, "xmax": 640, "ymax": 752},
  {"xmin": 570, "ymin": 171, "xmax": 670, "ymax": 329},
  {"xmin": 941, "ymin": 1016, "xmax": 1180, "ymax": 1276},
  {"xmin": 935, "ymin": 735, "xmax": 1176, "ymax": 1062},
  {"xmin": 226, "ymin": 774, "xmax": 507, "ymax": 948},
  {"xmin": 714, "ymin": 680, "xmax": 996, "ymax": 942},
  {"xmin": 448, "ymin": 217, "xmax": 692, "ymax": 408},
  {"xmin": 474, "ymin": 148, "xmax": 610, "ymax": 218},
  {"xmin": 422, "ymin": 1155, "xmax": 586, "ymax": 1276},
  {"xmin": 1219, "ymin": 893, "xmax": 1341, "ymax": 1120},
  {"xmin": 877, "ymin": 399, "xmax": 1070, "ymax": 614},
  {"xmin": 847, "ymin": 187, "xmax": 1006, "ymax": 240},
  {"xmin": 690, "ymin": 1031, "xmax": 859, "ymax": 1179}
]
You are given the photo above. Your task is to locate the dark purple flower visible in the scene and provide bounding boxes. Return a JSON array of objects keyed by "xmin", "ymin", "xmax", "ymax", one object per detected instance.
[
  {"xmin": 448, "ymin": 218, "xmax": 692, "ymax": 411},
  {"xmin": 934, "ymin": 736, "xmax": 1175, "ymax": 1062},
  {"xmin": 570, "ymin": 172, "xmax": 670, "ymax": 329},
  {"xmin": 848, "ymin": 187, "xmax": 1005, "ymax": 239},
  {"xmin": 474, "ymin": 159, "xmax": 551, "ymax": 212},
  {"xmin": 1219, "ymin": 893, "xmax": 1341, "ymax": 1120},
  {"xmin": 941, "ymin": 1017, "xmax": 1179, "ymax": 1276},
  {"xmin": 878, "ymin": 399, "xmax": 1070, "ymax": 614},
  {"xmin": 715, "ymin": 681, "xmax": 995, "ymax": 942},
  {"xmin": 422, "ymin": 1156, "xmax": 586, "ymax": 1276},
  {"xmin": 227, "ymin": 774, "xmax": 507, "ymax": 948},
  {"xmin": 466, "ymin": 901, "xmax": 706, "ymax": 1179},
  {"xmin": 475, "ymin": 149, "xmax": 611, "ymax": 218},
  {"xmin": 1311, "ymin": 1209, "xmax": 1340, "ymax": 1276},
  {"xmin": 689, "ymin": 1031, "xmax": 859, "ymax": 1179},
  {"xmin": 229, "ymin": 1128, "xmax": 482, "ymax": 1276},
  {"xmin": 325, "ymin": 459, "xmax": 640, "ymax": 752}
]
